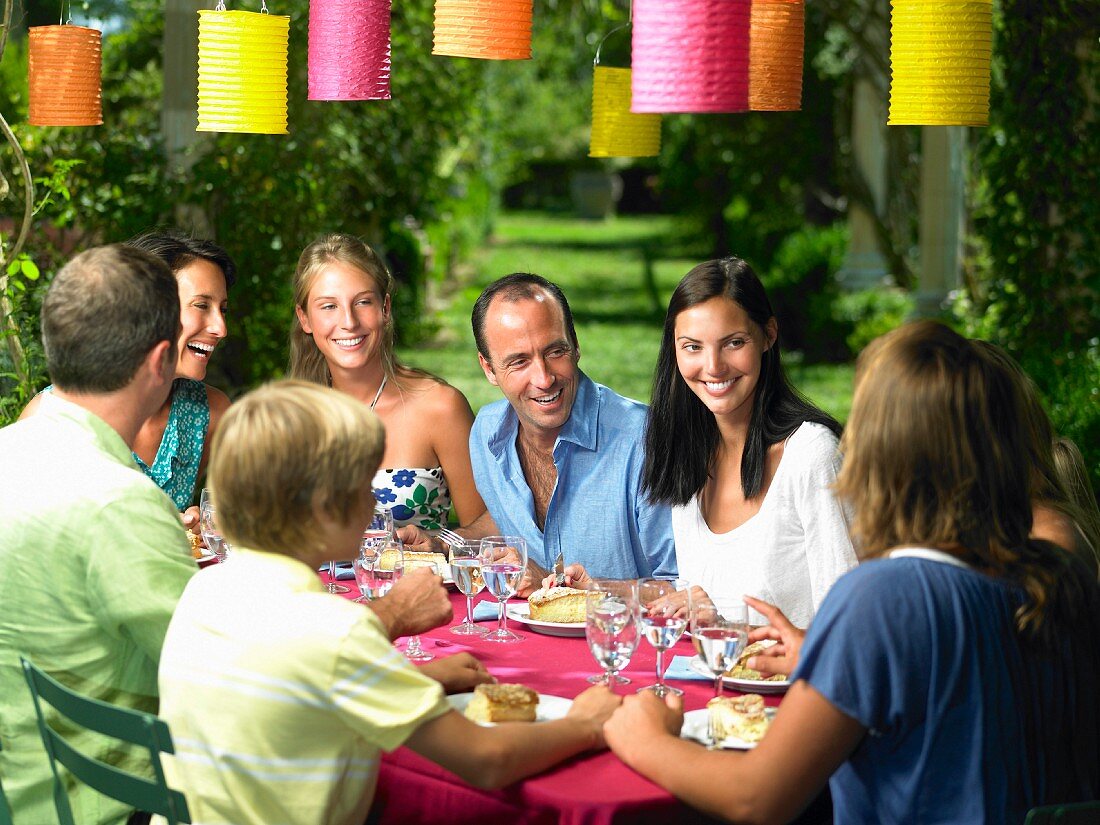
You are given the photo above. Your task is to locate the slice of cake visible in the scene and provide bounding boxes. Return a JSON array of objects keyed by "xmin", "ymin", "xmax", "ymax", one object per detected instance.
[
  {"xmin": 377, "ymin": 549, "xmax": 447, "ymax": 574},
  {"xmin": 725, "ymin": 641, "xmax": 788, "ymax": 681},
  {"xmin": 707, "ymin": 693, "xmax": 771, "ymax": 744},
  {"xmin": 528, "ymin": 586, "xmax": 588, "ymax": 623},
  {"xmin": 463, "ymin": 684, "xmax": 539, "ymax": 724}
]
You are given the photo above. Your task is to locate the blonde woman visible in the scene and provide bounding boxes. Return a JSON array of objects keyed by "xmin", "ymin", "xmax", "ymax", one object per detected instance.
[
  {"xmin": 604, "ymin": 321, "xmax": 1100, "ymax": 823},
  {"xmin": 289, "ymin": 234, "xmax": 489, "ymax": 534}
]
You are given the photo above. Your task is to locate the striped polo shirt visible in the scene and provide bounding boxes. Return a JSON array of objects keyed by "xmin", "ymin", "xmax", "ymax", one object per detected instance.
[{"xmin": 157, "ymin": 548, "xmax": 448, "ymax": 824}]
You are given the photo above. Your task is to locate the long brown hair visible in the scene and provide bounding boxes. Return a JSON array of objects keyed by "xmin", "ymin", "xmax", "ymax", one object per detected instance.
[
  {"xmin": 288, "ymin": 234, "xmax": 433, "ymax": 391},
  {"xmin": 835, "ymin": 321, "xmax": 1095, "ymax": 640}
]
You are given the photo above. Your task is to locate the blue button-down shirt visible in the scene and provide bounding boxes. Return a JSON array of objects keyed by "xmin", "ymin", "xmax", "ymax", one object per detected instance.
[{"xmin": 469, "ymin": 373, "xmax": 676, "ymax": 580}]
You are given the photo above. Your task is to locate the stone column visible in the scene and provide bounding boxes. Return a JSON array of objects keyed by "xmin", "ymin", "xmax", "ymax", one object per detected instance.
[{"xmin": 915, "ymin": 126, "xmax": 966, "ymax": 317}]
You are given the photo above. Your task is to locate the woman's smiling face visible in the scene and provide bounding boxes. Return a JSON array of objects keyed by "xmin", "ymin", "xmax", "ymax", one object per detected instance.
[
  {"xmin": 175, "ymin": 258, "xmax": 229, "ymax": 381},
  {"xmin": 295, "ymin": 261, "xmax": 389, "ymax": 375},
  {"xmin": 673, "ymin": 296, "xmax": 776, "ymax": 424}
]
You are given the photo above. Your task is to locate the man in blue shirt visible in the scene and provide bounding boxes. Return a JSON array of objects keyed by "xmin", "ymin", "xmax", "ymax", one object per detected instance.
[{"xmin": 468, "ymin": 273, "xmax": 676, "ymax": 588}]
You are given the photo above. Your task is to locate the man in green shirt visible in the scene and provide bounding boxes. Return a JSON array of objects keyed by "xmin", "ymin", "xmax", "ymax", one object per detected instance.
[{"xmin": 0, "ymin": 245, "xmax": 196, "ymax": 825}]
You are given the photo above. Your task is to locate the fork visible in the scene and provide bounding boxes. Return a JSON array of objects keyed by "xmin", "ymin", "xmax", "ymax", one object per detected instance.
[{"xmin": 438, "ymin": 527, "xmax": 466, "ymax": 548}]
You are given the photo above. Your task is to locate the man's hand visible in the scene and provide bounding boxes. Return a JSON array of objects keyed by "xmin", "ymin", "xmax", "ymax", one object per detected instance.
[
  {"xmin": 417, "ymin": 653, "xmax": 495, "ymax": 694},
  {"xmin": 744, "ymin": 595, "xmax": 804, "ymax": 677},
  {"xmin": 180, "ymin": 505, "xmax": 200, "ymax": 534},
  {"xmin": 603, "ymin": 691, "xmax": 683, "ymax": 764},
  {"xmin": 368, "ymin": 567, "xmax": 452, "ymax": 640},
  {"xmin": 564, "ymin": 685, "xmax": 622, "ymax": 749},
  {"xmin": 397, "ymin": 525, "xmax": 443, "ymax": 553},
  {"xmin": 645, "ymin": 585, "xmax": 710, "ymax": 621},
  {"xmin": 540, "ymin": 563, "xmax": 592, "ymax": 590}
]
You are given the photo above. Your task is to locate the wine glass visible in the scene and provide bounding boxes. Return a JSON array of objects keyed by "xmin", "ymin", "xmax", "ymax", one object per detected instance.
[
  {"xmin": 198, "ymin": 502, "xmax": 230, "ymax": 562},
  {"xmin": 691, "ymin": 598, "xmax": 749, "ymax": 700},
  {"xmin": 356, "ymin": 535, "xmax": 403, "ymax": 602},
  {"xmin": 402, "ymin": 552, "xmax": 441, "ymax": 663},
  {"xmin": 199, "ymin": 487, "xmax": 211, "ymax": 512},
  {"xmin": 362, "ymin": 507, "xmax": 394, "ymax": 543},
  {"xmin": 449, "ymin": 541, "xmax": 488, "ymax": 636},
  {"xmin": 479, "ymin": 536, "xmax": 527, "ymax": 643},
  {"xmin": 637, "ymin": 578, "xmax": 692, "ymax": 697},
  {"xmin": 584, "ymin": 579, "xmax": 640, "ymax": 686}
]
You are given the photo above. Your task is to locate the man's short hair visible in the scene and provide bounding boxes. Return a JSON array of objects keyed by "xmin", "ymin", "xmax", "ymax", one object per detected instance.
[
  {"xmin": 208, "ymin": 380, "xmax": 385, "ymax": 558},
  {"xmin": 471, "ymin": 273, "xmax": 579, "ymax": 363},
  {"xmin": 43, "ymin": 244, "xmax": 180, "ymax": 393}
]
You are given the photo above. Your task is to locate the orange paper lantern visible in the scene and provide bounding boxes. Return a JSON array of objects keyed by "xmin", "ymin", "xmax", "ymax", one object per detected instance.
[
  {"xmin": 432, "ymin": 0, "xmax": 532, "ymax": 60},
  {"xmin": 749, "ymin": 0, "xmax": 804, "ymax": 111},
  {"xmin": 28, "ymin": 25, "xmax": 103, "ymax": 127}
]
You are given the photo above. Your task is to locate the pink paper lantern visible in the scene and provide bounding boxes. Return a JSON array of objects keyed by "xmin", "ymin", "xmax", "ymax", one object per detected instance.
[
  {"xmin": 631, "ymin": 0, "xmax": 751, "ymax": 114},
  {"xmin": 308, "ymin": 0, "xmax": 392, "ymax": 101}
]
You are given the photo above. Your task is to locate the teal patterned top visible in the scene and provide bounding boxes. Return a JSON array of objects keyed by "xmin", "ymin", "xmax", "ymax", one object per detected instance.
[
  {"xmin": 372, "ymin": 467, "xmax": 452, "ymax": 531},
  {"xmin": 41, "ymin": 379, "xmax": 209, "ymax": 511},
  {"xmin": 134, "ymin": 378, "xmax": 210, "ymax": 511}
]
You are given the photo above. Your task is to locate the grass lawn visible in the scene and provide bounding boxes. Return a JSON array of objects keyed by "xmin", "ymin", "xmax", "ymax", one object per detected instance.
[{"xmin": 399, "ymin": 212, "xmax": 854, "ymax": 423}]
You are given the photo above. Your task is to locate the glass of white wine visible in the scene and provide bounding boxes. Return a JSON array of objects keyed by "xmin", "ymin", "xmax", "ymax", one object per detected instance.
[
  {"xmin": 198, "ymin": 502, "xmax": 230, "ymax": 563},
  {"xmin": 479, "ymin": 536, "xmax": 527, "ymax": 643},
  {"xmin": 449, "ymin": 541, "xmax": 488, "ymax": 636},
  {"xmin": 356, "ymin": 535, "xmax": 403, "ymax": 602},
  {"xmin": 691, "ymin": 598, "xmax": 749, "ymax": 699},
  {"xmin": 637, "ymin": 578, "xmax": 692, "ymax": 698}
]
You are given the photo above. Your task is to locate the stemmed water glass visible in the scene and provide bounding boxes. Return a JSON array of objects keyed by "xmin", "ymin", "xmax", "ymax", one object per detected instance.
[
  {"xmin": 479, "ymin": 536, "xmax": 527, "ymax": 643},
  {"xmin": 198, "ymin": 501, "xmax": 230, "ymax": 562},
  {"xmin": 584, "ymin": 580, "xmax": 640, "ymax": 686},
  {"xmin": 638, "ymin": 578, "xmax": 692, "ymax": 697},
  {"xmin": 691, "ymin": 598, "xmax": 749, "ymax": 699},
  {"xmin": 449, "ymin": 541, "xmax": 488, "ymax": 636},
  {"xmin": 356, "ymin": 535, "xmax": 403, "ymax": 603},
  {"xmin": 402, "ymin": 552, "xmax": 440, "ymax": 662}
]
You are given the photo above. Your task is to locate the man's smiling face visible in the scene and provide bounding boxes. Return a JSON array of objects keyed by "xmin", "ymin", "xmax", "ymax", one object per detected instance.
[{"xmin": 478, "ymin": 290, "xmax": 581, "ymax": 445}]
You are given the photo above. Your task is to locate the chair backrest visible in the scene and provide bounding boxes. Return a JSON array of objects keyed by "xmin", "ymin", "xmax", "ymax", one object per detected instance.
[
  {"xmin": 0, "ymin": 738, "xmax": 14, "ymax": 825},
  {"xmin": 1025, "ymin": 801, "xmax": 1100, "ymax": 825},
  {"xmin": 20, "ymin": 657, "xmax": 190, "ymax": 825}
]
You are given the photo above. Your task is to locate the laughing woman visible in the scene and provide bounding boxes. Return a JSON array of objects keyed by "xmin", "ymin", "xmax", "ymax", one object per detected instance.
[
  {"xmin": 643, "ymin": 258, "xmax": 857, "ymax": 626},
  {"xmin": 289, "ymin": 233, "xmax": 489, "ymax": 533},
  {"xmin": 23, "ymin": 231, "xmax": 234, "ymax": 524}
]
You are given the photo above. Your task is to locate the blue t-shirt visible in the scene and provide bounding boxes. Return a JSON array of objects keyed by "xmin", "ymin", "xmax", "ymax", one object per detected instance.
[
  {"xmin": 794, "ymin": 552, "xmax": 1099, "ymax": 824},
  {"xmin": 469, "ymin": 373, "xmax": 675, "ymax": 580}
]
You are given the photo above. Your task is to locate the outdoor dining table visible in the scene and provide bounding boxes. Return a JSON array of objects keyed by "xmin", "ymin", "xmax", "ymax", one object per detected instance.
[{"xmin": 318, "ymin": 573, "xmax": 830, "ymax": 825}]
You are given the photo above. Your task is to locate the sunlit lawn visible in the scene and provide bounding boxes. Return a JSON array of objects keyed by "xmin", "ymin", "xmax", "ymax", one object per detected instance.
[{"xmin": 400, "ymin": 212, "xmax": 854, "ymax": 423}]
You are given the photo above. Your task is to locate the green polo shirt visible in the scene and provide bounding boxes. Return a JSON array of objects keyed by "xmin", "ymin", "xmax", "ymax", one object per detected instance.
[{"xmin": 0, "ymin": 393, "xmax": 196, "ymax": 825}]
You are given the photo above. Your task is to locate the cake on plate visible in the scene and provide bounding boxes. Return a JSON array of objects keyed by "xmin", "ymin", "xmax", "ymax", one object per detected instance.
[
  {"xmin": 528, "ymin": 586, "xmax": 587, "ymax": 623},
  {"xmin": 707, "ymin": 693, "xmax": 771, "ymax": 744},
  {"xmin": 464, "ymin": 683, "xmax": 539, "ymax": 723},
  {"xmin": 377, "ymin": 549, "xmax": 446, "ymax": 573}
]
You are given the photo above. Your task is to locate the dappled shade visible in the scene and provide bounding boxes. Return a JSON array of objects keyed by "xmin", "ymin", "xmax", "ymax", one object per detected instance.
[
  {"xmin": 197, "ymin": 9, "xmax": 290, "ymax": 134},
  {"xmin": 28, "ymin": 25, "xmax": 102, "ymax": 127}
]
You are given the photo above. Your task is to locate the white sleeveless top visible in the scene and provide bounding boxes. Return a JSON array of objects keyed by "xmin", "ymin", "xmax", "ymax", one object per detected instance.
[{"xmin": 671, "ymin": 422, "xmax": 858, "ymax": 628}]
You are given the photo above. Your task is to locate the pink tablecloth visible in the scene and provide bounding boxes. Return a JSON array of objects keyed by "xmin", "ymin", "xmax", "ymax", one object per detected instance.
[{"xmin": 322, "ymin": 576, "xmax": 797, "ymax": 825}]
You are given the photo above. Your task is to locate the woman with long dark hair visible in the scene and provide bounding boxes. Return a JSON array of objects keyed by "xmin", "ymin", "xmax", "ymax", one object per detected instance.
[
  {"xmin": 643, "ymin": 257, "xmax": 856, "ymax": 625},
  {"xmin": 604, "ymin": 321, "xmax": 1100, "ymax": 823}
]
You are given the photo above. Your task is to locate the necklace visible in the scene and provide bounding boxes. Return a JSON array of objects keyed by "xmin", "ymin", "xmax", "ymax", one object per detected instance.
[{"xmin": 369, "ymin": 375, "xmax": 387, "ymax": 411}]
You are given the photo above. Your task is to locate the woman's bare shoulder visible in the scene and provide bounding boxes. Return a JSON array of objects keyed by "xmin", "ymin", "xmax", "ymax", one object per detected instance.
[{"xmin": 402, "ymin": 374, "xmax": 474, "ymax": 419}]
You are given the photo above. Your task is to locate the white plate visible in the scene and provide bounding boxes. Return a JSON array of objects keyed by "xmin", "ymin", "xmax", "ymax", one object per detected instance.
[
  {"xmin": 681, "ymin": 706, "xmax": 777, "ymax": 749},
  {"xmin": 505, "ymin": 602, "xmax": 586, "ymax": 637},
  {"xmin": 688, "ymin": 656, "xmax": 790, "ymax": 694},
  {"xmin": 195, "ymin": 551, "xmax": 218, "ymax": 564},
  {"xmin": 447, "ymin": 691, "xmax": 573, "ymax": 725}
]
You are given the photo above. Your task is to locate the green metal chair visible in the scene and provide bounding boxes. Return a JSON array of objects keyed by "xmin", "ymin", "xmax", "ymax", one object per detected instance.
[
  {"xmin": 0, "ymin": 739, "xmax": 14, "ymax": 825},
  {"xmin": 1025, "ymin": 801, "xmax": 1100, "ymax": 824},
  {"xmin": 20, "ymin": 657, "xmax": 191, "ymax": 825}
]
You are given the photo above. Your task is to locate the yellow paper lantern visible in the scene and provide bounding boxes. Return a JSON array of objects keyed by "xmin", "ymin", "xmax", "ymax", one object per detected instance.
[
  {"xmin": 432, "ymin": 0, "xmax": 533, "ymax": 60},
  {"xmin": 888, "ymin": 0, "xmax": 992, "ymax": 126},
  {"xmin": 28, "ymin": 25, "xmax": 103, "ymax": 127},
  {"xmin": 198, "ymin": 9, "xmax": 290, "ymax": 134},
  {"xmin": 589, "ymin": 66, "xmax": 661, "ymax": 158},
  {"xmin": 749, "ymin": 0, "xmax": 804, "ymax": 112}
]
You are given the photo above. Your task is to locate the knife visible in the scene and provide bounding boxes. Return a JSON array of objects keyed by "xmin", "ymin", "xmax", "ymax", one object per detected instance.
[{"xmin": 553, "ymin": 551, "xmax": 566, "ymax": 587}]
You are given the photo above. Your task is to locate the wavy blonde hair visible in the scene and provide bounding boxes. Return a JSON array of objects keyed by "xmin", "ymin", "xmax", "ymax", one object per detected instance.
[
  {"xmin": 209, "ymin": 380, "xmax": 385, "ymax": 560},
  {"xmin": 289, "ymin": 233, "xmax": 430, "ymax": 390},
  {"xmin": 836, "ymin": 321, "xmax": 1092, "ymax": 639}
]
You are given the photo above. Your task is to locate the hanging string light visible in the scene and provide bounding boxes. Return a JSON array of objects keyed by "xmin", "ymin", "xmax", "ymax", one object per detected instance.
[
  {"xmin": 589, "ymin": 10, "xmax": 660, "ymax": 159},
  {"xmin": 308, "ymin": 0, "xmax": 392, "ymax": 101},
  {"xmin": 631, "ymin": 0, "xmax": 751, "ymax": 114},
  {"xmin": 432, "ymin": 0, "xmax": 533, "ymax": 60},
  {"xmin": 28, "ymin": 3, "xmax": 102, "ymax": 127},
  {"xmin": 888, "ymin": 0, "xmax": 992, "ymax": 126},
  {"xmin": 197, "ymin": 1, "xmax": 290, "ymax": 134},
  {"xmin": 749, "ymin": 0, "xmax": 805, "ymax": 112}
]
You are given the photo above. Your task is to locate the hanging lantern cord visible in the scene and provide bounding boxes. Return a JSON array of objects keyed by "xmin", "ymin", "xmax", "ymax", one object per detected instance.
[
  {"xmin": 215, "ymin": 0, "xmax": 226, "ymax": 10},
  {"xmin": 260, "ymin": 0, "xmax": 269, "ymax": 13},
  {"xmin": 594, "ymin": 0, "xmax": 633, "ymax": 68},
  {"xmin": 58, "ymin": 0, "xmax": 72, "ymax": 25}
]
